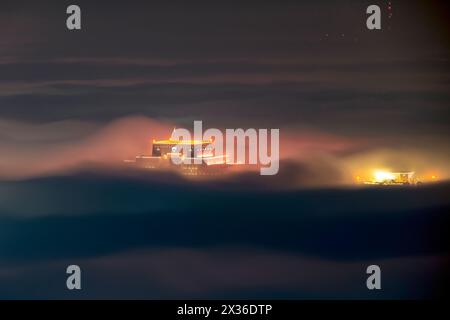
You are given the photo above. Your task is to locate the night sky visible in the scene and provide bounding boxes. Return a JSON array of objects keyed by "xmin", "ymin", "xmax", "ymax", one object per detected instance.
[
  {"xmin": 0, "ymin": 0, "xmax": 449, "ymax": 299},
  {"xmin": 1, "ymin": 1, "xmax": 448, "ymax": 129}
]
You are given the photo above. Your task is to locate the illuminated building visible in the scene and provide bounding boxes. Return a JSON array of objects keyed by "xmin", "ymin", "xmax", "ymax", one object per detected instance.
[
  {"xmin": 125, "ymin": 137, "xmax": 229, "ymax": 175},
  {"xmin": 360, "ymin": 170, "xmax": 419, "ymax": 185}
]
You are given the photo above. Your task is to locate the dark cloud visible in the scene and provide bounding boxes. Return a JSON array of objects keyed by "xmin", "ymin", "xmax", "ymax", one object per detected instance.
[
  {"xmin": 0, "ymin": 173, "xmax": 448, "ymax": 261},
  {"xmin": 0, "ymin": 0, "xmax": 448, "ymax": 138},
  {"xmin": 0, "ymin": 173, "xmax": 449, "ymax": 298}
]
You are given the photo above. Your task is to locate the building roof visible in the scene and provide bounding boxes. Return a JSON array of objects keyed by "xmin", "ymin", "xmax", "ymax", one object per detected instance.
[{"xmin": 152, "ymin": 139, "xmax": 212, "ymax": 145}]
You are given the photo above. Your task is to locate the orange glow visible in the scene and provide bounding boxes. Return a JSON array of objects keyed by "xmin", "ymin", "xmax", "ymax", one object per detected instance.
[{"xmin": 373, "ymin": 170, "xmax": 396, "ymax": 183}]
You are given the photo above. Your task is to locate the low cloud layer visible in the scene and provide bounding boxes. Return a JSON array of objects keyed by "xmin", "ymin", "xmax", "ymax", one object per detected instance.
[
  {"xmin": 0, "ymin": 178, "xmax": 448, "ymax": 298},
  {"xmin": 0, "ymin": 116, "xmax": 173, "ymax": 179},
  {"xmin": 0, "ymin": 116, "xmax": 448, "ymax": 187}
]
